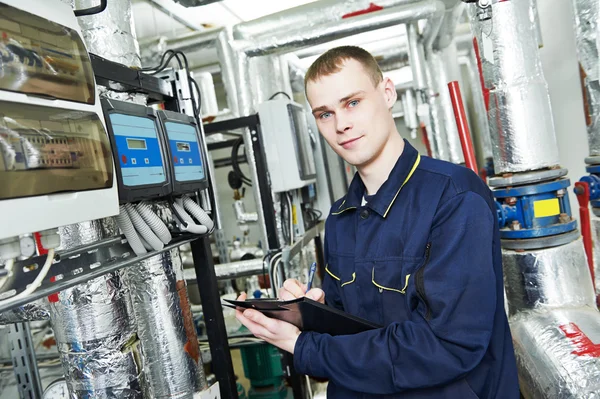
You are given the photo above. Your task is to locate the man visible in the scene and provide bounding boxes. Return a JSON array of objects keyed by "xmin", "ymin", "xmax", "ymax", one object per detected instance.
[{"xmin": 236, "ymin": 46, "xmax": 519, "ymax": 398}]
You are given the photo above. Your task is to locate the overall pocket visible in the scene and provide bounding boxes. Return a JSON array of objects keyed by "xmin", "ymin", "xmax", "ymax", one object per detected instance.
[{"xmin": 371, "ymin": 257, "xmax": 422, "ymax": 326}]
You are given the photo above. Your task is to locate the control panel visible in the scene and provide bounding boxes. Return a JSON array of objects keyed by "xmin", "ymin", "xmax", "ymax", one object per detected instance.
[
  {"xmin": 157, "ymin": 109, "xmax": 207, "ymax": 194},
  {"xmin": 101, "ymin": 98, "xmax": 171, "ymax": 203}
]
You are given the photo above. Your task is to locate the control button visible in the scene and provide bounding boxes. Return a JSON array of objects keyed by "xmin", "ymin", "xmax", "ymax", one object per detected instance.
[
  {"xmin": 174, "ymin": 156, "xmax": 178, "ymax": 163},
  {"xmin": 180, "ymin": 158, "xmax": 184, "ymax": 164},
  {"xmin": 121, "ymin": 154, "xmax": 127, "ymax": 164},
  {"xmin": 360, "ymin": 209, "xmax": 370, "ymax": 220},
  {"xmin": 189, "ymin": 158, "xmax": 192, "ymax": 164},
  {"xmin": 131, "ymin": 158, "xmax": 137, "ymax": 165},
  {"xmin": 145, "ymin": 158, "xmax": 149, "ymax": 164}
]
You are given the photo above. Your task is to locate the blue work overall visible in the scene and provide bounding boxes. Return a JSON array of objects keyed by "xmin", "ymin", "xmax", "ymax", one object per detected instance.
[{"xmin": 294, "ymin": 141, "xmax": 519, "ymax": 398}]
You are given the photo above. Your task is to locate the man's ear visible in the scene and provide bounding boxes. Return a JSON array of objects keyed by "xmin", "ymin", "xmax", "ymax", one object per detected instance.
[{"xmin": 382, "ymin": 77, "xmax": 397, "ymax": 110}]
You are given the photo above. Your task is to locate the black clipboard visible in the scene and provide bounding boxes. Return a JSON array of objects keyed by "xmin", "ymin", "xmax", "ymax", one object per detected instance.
[{"xmin": 222, "ymin": 297, "xmax": 381, "ymax": 336}]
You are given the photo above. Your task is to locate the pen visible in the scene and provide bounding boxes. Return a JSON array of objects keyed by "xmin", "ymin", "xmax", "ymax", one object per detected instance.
[{"xmin": 306, "ymin": 262, "xmax": 317, "ymax": 293}]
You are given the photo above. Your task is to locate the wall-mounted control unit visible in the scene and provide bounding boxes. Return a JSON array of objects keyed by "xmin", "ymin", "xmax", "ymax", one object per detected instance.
[
  {"xmin": 101, "ymin": 98, "xmax": 172, "ymax": 203},
  {"xmin": 157, "ymin": 109, "xmax": 208, "ymax": 194}
]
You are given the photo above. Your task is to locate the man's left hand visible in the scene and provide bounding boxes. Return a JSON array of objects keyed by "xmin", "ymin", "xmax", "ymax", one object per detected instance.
[{"xmin": 235, "ymin": 292, "xmax": 301, "ymax": 354}]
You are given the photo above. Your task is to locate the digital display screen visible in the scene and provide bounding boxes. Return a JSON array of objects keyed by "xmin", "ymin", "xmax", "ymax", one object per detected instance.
[
  {"xmin": 176, "ymin": 142, "xmax": 191, "ymax": 152},
  {"xmin": 127, "ymin": 138, "xmax": 147, "ymax": 149}
]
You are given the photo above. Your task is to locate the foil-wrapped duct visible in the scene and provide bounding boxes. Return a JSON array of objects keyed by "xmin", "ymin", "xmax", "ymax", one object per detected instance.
[
  {"xmin": 468, "ymin": 0, "xmax": 560, "ymax": 174},
  {"xmin": 216, "ymin": 27, "xmax": 242, "ymax": 117},
  {"xmin": 74, "ymin": 0, "xmax": 140, "ymax": 68},
  {"xmin": 572, "ymin": 0, "xmax": 600, "ymax": 157},
  {"xmin": 233, "ymin": 0, "xmax": 433, "ymax": 40},
  {"xmin": 48, "ymin": 219, "xmax": 142, "ymax": 398},
  {"xmin": 511, "ymin": 307, "xmax": 600, "ymax": 398},
  {"xmin": 401, "ymin": 89, "xmax": 419, "ymax": 138},
  {"xmin": 432, "ymin": 0, "xmax": 464, "ymax": 50},
  {"xmin": 250, "ymin": 56, "xmax": 292, "ymax": 109},
  {"xmin": 123, "ymin": 249, "xmax": 207, "ymax": 398},
  {"xmin": 502, "ymin": 238, "xmax": 596, "ymax": 317},
  {"xmin": 0, "ymin": 300, "xmax": 49, "ymax": 324}
]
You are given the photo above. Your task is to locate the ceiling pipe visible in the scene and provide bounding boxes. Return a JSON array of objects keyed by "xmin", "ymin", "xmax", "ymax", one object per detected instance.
[
  {"xmin": 241, "ymin": 1, "xmax": 445, "ymax": 58},
  {"xmin": 145, "ymin": 0, "xmax": 205, "ymax": 31},
  {"xmin": 233, "ymin": 0, "xmax": 425, "ymax": 40}
]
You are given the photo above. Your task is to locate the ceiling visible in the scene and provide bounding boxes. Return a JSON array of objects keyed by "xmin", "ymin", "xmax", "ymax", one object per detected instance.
[{"xmin": 132, "ymin": 0, "xmax": 318, "ymax": 41}]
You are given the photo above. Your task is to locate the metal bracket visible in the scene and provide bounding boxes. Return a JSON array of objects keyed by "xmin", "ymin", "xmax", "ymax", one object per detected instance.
[
  {"xmin": 0, "ymin": 236, "xmax": 197, "ymax": 313},
  {"xmin": 8, "ymin": 322, "xmax": 43, "ymax": 399}
]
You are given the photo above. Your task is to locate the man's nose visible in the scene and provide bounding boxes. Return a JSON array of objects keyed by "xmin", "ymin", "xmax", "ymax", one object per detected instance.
[{"xmin": 336, "ymin": 113, "xmax": 352, "ymax": 133}]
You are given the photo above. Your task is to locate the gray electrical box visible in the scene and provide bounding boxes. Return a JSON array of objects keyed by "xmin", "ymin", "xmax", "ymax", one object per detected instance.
[{"xmin": 257, "ymin": 99, "xmax": 317, "ymax": 193}]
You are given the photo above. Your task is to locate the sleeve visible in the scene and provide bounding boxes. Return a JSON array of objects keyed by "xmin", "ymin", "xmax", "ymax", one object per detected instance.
[
  {"xmin": 293, "ymin": 191, "xmax": 497, "ymax": 394},
  {"xmin": 321, "ymin": 220, "xmax": 344, "ymax": 311}
]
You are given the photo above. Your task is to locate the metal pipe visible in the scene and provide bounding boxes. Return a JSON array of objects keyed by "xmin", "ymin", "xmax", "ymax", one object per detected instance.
[
  {"xmin": 407, "ymin": 22, "xmax": 427, "ymax": 91},
  {"xmin": 243, "ymin": 1, "xmax": 446, "ymax": 57},
  {"xmin": 432, "ymin": 0, "xmax": 464, "ymax": 50},
  {"xmin": 448, "ymin": 81, "xmax": 477, "ymax": 173},
  {"xmin": 467, "ymin": 0, "xmax": 560, "ymax": 174},
  {"xmin": 233, "ymin": 0, "xmax": 425, "ymax": 40}
]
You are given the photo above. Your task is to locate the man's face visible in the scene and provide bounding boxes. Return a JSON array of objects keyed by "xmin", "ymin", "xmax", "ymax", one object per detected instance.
[{"xmin": 306, "ymin": 59, "xmax": 397, "ymax": 168}]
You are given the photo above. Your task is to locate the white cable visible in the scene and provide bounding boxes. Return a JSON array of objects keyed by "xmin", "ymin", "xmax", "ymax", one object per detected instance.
[
  {"xmin": 0, "ymin": 249, "xmax": 55, "ymax": 307},
  {"xmin": 116, "ymin": 204, "xmax": 147, "ymax": 255},
  {"xmin": 286, "ymin": 193, "xmax": 294, "ymax": 245},
  {"xmin": 136, "ymin": 201, "xmax": 172, "ymax": 244},
  {"xmin": 139, "ymin": 235, "xmax": 153, "ymax": 251},
  {"xmin": 182, "ymin": 195, "xmax": 214, "ymax": 231},
  {"xmin": 173, "ymin": 201, "xmax": 208, "ymax": 234},
  {"xmin": 272, "ymin": 258, "xmax": 283, "ymax": 292},
  {"xmin": 125, "ymin": 203, "xmax": 164, "ymax": 251},
  {"xmin": 0, "ymin": 259, "xmax": 14, "ymax": 291}
]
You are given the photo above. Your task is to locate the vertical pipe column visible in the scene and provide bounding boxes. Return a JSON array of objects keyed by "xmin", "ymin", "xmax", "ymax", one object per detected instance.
[
  {"xmin": 123, "ymin": 249, "xmax": 207, "ymax": 398},
  {"xmin": 48, "ymin": 220, "xmax": 142, "ymax": 398}
]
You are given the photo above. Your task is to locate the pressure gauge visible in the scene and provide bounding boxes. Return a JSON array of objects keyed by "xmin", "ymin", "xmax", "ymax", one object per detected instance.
[
  {"xmin": 19, "ymin": 235, "xmax": 36, "ymax": 258},
  {"xmin": 43, "ymin": 379, "xmax": 68, "ymax": 399}
]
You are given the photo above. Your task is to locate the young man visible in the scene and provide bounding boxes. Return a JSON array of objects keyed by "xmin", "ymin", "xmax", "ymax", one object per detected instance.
[{"xmin": 235, "ymin": 46, "xmax": 519, "ymax": 398}]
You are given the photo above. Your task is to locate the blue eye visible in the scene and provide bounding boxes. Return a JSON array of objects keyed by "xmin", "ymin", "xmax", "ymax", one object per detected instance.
[
  {"xmin": 348, "ymin": 100, "xmax": 359, "ymax": 107},
  {"xmin": 319, "ymin": 112, "xmax": 332, "ymax": 120}
]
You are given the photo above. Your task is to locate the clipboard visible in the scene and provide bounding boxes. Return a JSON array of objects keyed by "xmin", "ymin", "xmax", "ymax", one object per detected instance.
[{"xmin": 222, "ymin": 297, "xmax": 381, "ymax": 336}]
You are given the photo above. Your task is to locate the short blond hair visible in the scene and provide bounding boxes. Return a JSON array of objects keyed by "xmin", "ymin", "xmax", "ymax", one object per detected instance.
[{"xmin": 305, "ymin": 46, "xmax": 383, "ymax": 92}]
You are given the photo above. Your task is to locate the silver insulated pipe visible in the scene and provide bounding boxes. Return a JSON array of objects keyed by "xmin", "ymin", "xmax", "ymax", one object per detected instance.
[
  {"xmin": 48, "ymin": 220, "xmax": 142, "ymax": 398},
  {"xmin": 468, "ymin": 0, "xmax": 559, "ymax": 174},
  {"xmin": 572, "ymin": 0, "xmax": 600, "ymax": 158},
  {"xmin": 503, "ymin": 238, "xmax": 600, "ymax": 398},
  {"xmin": 123, "ymin": 249, "xmax": 207, "ymax": 398}
]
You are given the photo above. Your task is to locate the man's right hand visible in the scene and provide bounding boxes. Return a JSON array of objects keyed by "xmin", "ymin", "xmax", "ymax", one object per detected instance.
[{"xmin": 279, "ymin": 278, "xmax": 325, "ymax": 304}]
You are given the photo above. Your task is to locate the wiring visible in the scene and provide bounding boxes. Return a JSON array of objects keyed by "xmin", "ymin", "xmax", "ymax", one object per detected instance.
[
  {"xmin": 286, "ymin": 193, "xmax": 294, "ymax": 245},
  {"xmin": 0, "ymin": 249, "xmax": 55, "ymax": 307},
  {"xmin": 231, "ymin": 137, "xmax": 252, "ymax": 186},
  {"xmin": 74, "ymin": 0, "xmax": 107, "ymax": 16},
  {"xmin": 269, "ymin": 91, "xmax": 291, "ymax": 100}
]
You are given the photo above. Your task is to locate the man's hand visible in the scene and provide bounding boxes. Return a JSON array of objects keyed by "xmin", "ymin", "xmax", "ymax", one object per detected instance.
[
  {"xmin": 235, "ymin": 292, "xmax": 301, "ymax": 353},
  {"xmin": 279, "ymin": 278, "xmax": 325, "ymax": 304}
]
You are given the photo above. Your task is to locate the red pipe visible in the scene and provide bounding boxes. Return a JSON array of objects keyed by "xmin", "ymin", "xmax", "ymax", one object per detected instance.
[
  {"xmin": 575, "ymin": 181, "xmax": 596, "ymax": 293},
  {"xmin": 420, "ymin": 122, "xmax": 432, "ymax": 158},
  {"xmin": 447, "ymin": 81, "xmax": 478, "ymax": 174}
]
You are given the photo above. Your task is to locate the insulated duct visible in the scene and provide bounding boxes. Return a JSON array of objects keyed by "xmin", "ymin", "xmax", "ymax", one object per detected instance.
[
  {"xmin": 74, "ymin": 0, "xmax": 140, "ymax": 67},
  {"xmin": 219, "ymin": 1, "xmax": 445, "ymax": 117},
  {"xmin": 502, "ymin": 238, "xmax": 600, "ymax": 398},
  {"xmin": 123, "ymin": 249, "xmax": 207, "ymax": 398},
  {"xmin": 234, "ymin": 0, "xmax": 431, "ymax": 40},
  {"xmin": 572, "ymin": 0, "xmax": 600, "ymax": 157},
  {"xmin": 432, "ymin": 0, "xmax": 464, "ymax": 50},
  {"xmin": 511, "ymin": 308, "xmax": 600, "ymax": 398},
  {"xmin": 73, "ymin": 0, "xmax": 146, "ymax": 104},
  {"xmin": 468, "ymin": 0, "xmax": 560, "ymax": 174},
  {"xmin": 47, "ymin": 219, "xmax": 142, "ymax": 399},
  {"xmin": 503, "ymin": 238, "xmax": 596, "ymax": 317},
  {"xmin": 424, "ymin": 53, "xmax": 448, "ymax": 161}
]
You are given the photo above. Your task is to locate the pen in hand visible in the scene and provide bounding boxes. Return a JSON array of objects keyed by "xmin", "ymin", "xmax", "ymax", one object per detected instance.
[{"xmin": 306, "ymin": 262, "xmax": 317, "ymax": 294}]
